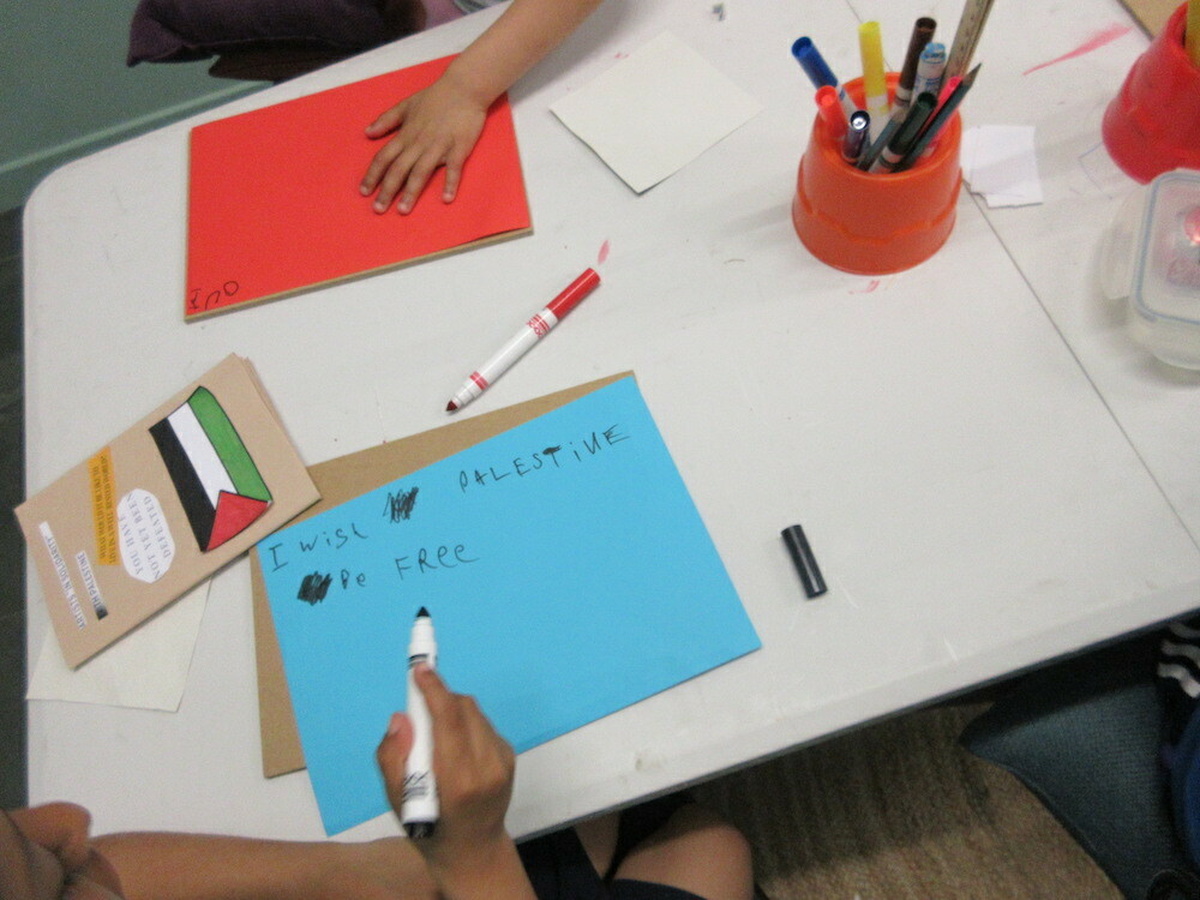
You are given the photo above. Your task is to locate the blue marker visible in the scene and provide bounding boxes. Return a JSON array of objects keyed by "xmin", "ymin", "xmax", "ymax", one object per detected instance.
[
  {"xmin": 912, "ymin": 42, "xmax": 947, "ymax": 100},
  {"xmin": 792, "ymin": 37, "xmax": 859, "ymax": 119}
]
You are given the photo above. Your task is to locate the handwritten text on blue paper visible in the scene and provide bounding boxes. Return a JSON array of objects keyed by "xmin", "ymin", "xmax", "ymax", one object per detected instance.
[
  {"xmin": 264, "ymin": 421, "xmax": 633, "ymax": 603},
  {"xmin": 458, "ymin": 423, "xmax": 631, "ymax": 491}
]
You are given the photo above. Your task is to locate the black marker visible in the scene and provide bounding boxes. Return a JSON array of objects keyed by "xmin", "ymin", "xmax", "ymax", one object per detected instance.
[
  {"xmin": 402, "ymin": 607, "xmax": 438, "ymax": 838},
  {"xmin": 781, "ymin": 524, "xmax": 827, "ymax": 598}
]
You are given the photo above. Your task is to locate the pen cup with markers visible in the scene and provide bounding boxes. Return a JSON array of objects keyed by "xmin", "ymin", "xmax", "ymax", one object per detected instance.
[
  {"xmin": 1102, "ymin": 2, "xmax": 1200, "ymax": 183},
  {"xmin": 791, "ymin": 74, "xmax": 962, "ymax": 275}
]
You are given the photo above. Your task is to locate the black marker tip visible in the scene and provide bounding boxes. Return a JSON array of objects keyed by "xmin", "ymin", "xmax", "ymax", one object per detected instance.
[
  {"xmin": 404, "ymin": 820, "xmax": 436, "ymax": 839},
  {"xmin": 416, "ymin": 606, "xmax": 430, "ymax": 618}
]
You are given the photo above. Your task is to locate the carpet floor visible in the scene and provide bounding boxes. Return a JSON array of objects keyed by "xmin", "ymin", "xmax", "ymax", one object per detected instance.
[{"xmin": 692, "ymin": 702, "xmax": 1120, "ymax": 899}]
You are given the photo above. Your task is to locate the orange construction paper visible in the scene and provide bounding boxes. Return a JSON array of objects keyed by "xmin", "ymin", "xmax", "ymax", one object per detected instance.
[{"xmin": 186, "ymin": 55, "xmax": 532, "ymax": 319}]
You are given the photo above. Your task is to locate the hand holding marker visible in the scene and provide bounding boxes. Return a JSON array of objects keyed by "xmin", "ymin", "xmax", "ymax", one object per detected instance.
[{"xmin": 402, "ymin": 606, "xmax": 438, "ymax": 838}]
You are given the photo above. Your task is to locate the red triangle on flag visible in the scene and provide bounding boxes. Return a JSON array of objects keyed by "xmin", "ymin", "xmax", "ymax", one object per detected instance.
[{"xmin": 207, "ymin": 491, "xmax": 270, "ymax": 551}]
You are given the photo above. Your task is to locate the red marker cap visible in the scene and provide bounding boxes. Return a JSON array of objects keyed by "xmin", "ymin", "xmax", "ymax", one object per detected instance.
[{"xmin": 547, "ymin": 268, "xmax": 601, "ymax": 318}]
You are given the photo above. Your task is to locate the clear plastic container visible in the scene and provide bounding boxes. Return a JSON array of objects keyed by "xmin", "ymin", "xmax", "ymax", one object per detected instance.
[{"xmin": 1103, "ymin": 169, "xmax": 1200, "ymax": 369}]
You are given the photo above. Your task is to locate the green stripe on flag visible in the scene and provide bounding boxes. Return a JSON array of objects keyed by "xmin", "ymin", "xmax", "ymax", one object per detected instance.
[{"xmin": 187, "ymin": 388, "xmax": 271, "ymax": 502}]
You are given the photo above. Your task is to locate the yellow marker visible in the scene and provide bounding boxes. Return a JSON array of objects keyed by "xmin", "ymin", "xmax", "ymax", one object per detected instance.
[
  {"xmin": 859, "ymin": 21, "xmax": 889, "ymax": 142},
  {"xmin": 1188, "ymin": 0, "xmax": 1200, "ymax": 67}
]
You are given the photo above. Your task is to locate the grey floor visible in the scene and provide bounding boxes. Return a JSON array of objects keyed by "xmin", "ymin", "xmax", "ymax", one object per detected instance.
[{"xmin": 0, "ymin": 206, "xmax": 25, "ymax": 809}]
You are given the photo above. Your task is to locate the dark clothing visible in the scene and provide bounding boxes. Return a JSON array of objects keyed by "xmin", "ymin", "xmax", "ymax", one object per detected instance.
[{"xmin": 518, "ymin": 794, "xmax": 706, "ymax": 900}]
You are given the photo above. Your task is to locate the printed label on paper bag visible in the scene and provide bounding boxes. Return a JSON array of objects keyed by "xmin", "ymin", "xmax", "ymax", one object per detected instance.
[
  {"xmin": 87, "ymin": 447, "xmax": 119, "ymax": 564},
  {"xmin": 38, "ymin": 521, "xmax": 85, "ymax": 628},
  {"xmin": 117, "ymin": 489, "xmax": 175, "ymax": 583},
  {"xmin": 74, "ymin": 550, "xmax": 109, "ymax": 619}
]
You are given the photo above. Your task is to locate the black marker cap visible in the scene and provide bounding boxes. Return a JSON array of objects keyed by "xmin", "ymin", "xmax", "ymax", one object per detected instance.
[{"xmin": 781, "ymin": 524, "xmax": 827, "ymax": 598}]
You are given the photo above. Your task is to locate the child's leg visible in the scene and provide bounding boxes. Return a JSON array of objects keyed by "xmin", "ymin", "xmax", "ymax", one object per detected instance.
[
  {"xmin": 574, "ymin": 812, "xmax": 621, "ymax": 876},
  {"xmin": 611, "ymin": 804, "xmax": 754, "ymax": 900}
]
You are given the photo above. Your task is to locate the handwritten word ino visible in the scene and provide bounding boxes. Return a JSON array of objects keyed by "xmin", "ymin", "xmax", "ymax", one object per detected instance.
[
  {"xmin": 459, "ymin": 423, "xmax": 631, "ymax": 492},
  {"xmin": 188, "ymin": 280, "xmax": 240, "ymax": 313}
]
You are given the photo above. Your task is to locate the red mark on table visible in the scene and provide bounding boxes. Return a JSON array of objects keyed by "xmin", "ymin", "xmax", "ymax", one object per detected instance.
[
  {"xmin": 1023, "ymin": 23, "xmax": 1132, "ymax": 75},
  {"xmin": 597, "ymin": 239, "xmax": 611, "ymax": 265}
]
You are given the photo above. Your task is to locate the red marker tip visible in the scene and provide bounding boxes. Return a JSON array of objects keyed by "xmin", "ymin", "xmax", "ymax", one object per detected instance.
[{"xmin": 445, "ymin": 401, "xmax": 458, "ymax": 412}]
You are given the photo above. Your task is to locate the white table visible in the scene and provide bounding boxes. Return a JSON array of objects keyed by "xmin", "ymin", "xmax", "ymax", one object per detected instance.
[{"xmin": 25, "ymin": 0, "xmax": 1200, "ymax": 842}]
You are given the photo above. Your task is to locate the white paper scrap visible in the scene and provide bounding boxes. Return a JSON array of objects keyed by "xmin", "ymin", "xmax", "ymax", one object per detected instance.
[
  {"xmin": 550, "ymin": 31, "xmax": 763, "ymax": 193},
  {"xmin": 961, "ymin": 125, "xmax": 1043, "ymax": 208},
  {"xmin": 27, "ymin": 581, "xmax": 209, "ymax": 711}
]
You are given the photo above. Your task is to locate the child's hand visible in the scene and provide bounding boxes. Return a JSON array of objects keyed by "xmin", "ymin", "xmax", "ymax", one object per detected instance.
[
  {"xmin": 360, "ymin": 74, "xmax": 489, "ymax": 215},
  {"xmin": 376, "ymin": 664, "xmax": 524, "ymax": 897}
]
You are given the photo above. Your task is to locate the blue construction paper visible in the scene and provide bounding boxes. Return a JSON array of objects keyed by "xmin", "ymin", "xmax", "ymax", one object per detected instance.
[{"xmin": 260, "ymin": 377, "xmax": 760, "ymax": 834}]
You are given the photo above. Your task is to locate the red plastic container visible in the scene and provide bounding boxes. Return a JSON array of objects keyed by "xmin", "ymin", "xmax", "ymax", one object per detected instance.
[
  {"xmin": 1103, "ymin": 2, "xmax": 1200, "ymax": 183},
  {"xmin": 792, "ymin": 74, "xmax": 962, "ymax": 275}
]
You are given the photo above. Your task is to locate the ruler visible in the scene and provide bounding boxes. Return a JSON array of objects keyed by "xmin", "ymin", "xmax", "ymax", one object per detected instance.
[{"xmin": 945, "ymin": 0, "xmax": 996, "ymax": 81}]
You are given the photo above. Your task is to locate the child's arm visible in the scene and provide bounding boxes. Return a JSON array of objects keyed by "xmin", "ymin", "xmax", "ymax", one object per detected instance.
[
  {"xmin": 93, "ymin": 832, "xmax": 435, "ymax": 900},
  {"xmin": 94, "ymin": 666, "xmax": 532, "ymax": 900},
  {"xmin": 360, "ymin": 0, "xmax": 604, "ymax": 214}
]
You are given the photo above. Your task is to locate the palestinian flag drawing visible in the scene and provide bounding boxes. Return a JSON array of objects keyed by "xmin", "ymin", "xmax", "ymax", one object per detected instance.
[{"xmin": 149, "ymin": 387, "xmax": 272, "ymax": 552}]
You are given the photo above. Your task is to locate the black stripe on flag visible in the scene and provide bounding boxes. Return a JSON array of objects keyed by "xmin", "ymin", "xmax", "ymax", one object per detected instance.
[{"xmin": 149, "ymin": 417, "xmax": 215, "ymax": 551}]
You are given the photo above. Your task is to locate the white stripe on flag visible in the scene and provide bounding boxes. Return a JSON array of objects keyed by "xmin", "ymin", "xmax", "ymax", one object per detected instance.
[{"xmin": 167, "ymin": 402, "xmax": 236, "ymax": 506}]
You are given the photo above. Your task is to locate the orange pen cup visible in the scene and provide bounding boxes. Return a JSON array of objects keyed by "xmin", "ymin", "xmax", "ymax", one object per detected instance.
[
  {"xmin": 792, "ymin": 74, "xmax": 962, "ymax": 276},
  {"xmin": 1103, "ymin": 2, "xmax": 1200, "ymax": 184}
]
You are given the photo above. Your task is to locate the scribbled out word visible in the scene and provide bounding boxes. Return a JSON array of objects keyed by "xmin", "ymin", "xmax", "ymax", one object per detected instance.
[
  {"xmin": 298, "ymin": 571, "xmax": 333, "ymax": 605},
  {"xmin": 384, "ymin": 486, "xmax": 419, "ymax": 523}
]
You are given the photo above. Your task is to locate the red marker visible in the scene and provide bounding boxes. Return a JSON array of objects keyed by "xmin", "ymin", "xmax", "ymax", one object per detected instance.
[
  {"xmin": 815, "ymin": 85, "xmax": 848, "ymax": 143},
  {"xmin": 446, "ymin": 268, "xmax": 601, "ymax": 412}
]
